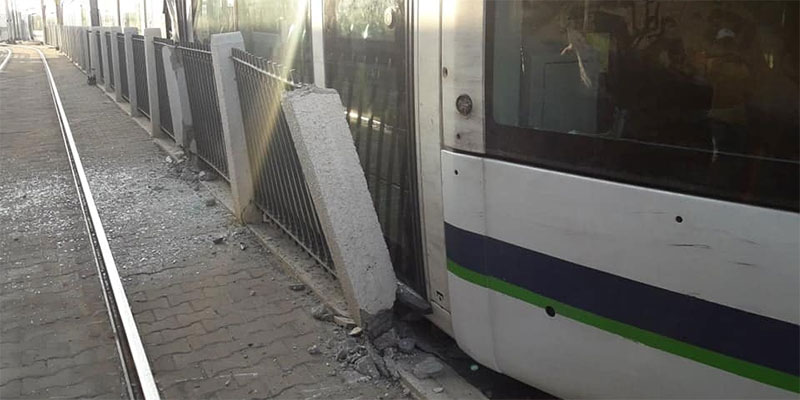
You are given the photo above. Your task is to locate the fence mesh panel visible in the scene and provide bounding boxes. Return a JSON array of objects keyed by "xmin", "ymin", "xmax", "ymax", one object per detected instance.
[
  {"xmin": 132, "ymin": 35, "xmax": 149, "ymax": 117},
  {"xmin": 178, "ymin": 42, "xmax": 229, "ymax": 179},
  {"xmin": 59, "ymin": 27, "xmax": 91, "ymax": 75},
  {"xmin": 94, "ymin": 30, "xmax": 104, "ymax": 84},
  {"xmin": 117, "ymin": 33, "xmax": 128, "ymax": 101},
  {"xmin": 232, "ymin": 48, "xmax": 334, "ymax": 275},
  {"xmin": 153, "ymin": 38, "xmax": 174, "ymax": 138},
  {"xmin": 84, "ymin": 30, "xmax": 91, "ymax": 73},
  {"xmin": 104, "ymin": 32, "xmax": 114, "ymax": 89}
]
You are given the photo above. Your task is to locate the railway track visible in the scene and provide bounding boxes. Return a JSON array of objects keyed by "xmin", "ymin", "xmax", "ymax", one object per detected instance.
[{"xmin": 10, "ymin": 45, "xmax": 160, "ymax": 400}]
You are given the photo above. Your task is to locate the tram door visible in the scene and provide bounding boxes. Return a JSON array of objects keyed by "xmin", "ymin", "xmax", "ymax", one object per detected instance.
[{"xmin": 322, "ymin": 0, "xmax": 427, "ymax": 298}]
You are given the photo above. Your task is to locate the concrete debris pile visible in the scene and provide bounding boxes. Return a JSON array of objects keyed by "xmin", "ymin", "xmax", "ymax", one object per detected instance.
[
  {"xmin": 310, "ymin": 304, "xmax": 446, "ymax": 386},
  {"xmin": 166, "ymin": 152, "xmax": 219, "ymax": 190}
]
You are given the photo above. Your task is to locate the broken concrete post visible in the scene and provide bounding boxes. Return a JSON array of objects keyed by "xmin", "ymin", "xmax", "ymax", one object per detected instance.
[
  {"xmin": 99, "ymin": 27, "xmax": 114, "ymax": 93},
  {"xmin": 210, "ymin": 32, "xmax": 259, "ymax": 223},
  {"xmin": 144, "ymin": 28, "xmax": 164, "ymax": 138},
  {"xmin": 88, "ymin": 26, "xmax": 101, "ymax": 81},
  {"xmin": 162, "ymin": 44, "xmax": 192, "ymax": 148},
  {"xmin": 108, "ymin": 27, "xmax": 122, "ymax": 102},
  {"xmin": 123, "ymin": 27, "xmax": 140, "ymax": 117},
  {"xmin": 282, "ymin": 86, "xmax": 397, "ymax": 329}
]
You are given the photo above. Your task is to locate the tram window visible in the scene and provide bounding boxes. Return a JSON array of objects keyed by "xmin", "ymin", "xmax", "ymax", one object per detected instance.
[{"xmin": 486, "ymin": 0, "xmax": 799, "ymax": 211}]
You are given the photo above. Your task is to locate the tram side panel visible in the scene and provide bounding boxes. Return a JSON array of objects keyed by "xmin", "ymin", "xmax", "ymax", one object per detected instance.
[{"xmin": 443, "ymin": 150, "xmax": 798, "ymax": 398}]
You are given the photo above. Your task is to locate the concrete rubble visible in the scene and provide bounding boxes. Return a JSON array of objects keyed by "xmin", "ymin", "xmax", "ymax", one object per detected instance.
[{"xmin": 306, "ymin": 303, "xmax": 456, "ymax": 390}]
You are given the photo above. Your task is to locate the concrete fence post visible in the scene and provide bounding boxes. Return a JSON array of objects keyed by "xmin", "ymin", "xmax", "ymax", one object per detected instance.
[
  {"xmin": 210, "ymin": 32, "xmax": 259, "ymax": 223},
  {"xmin": 144, "ymin": 28, "xmax": 164, "ymax": 137},
  {"xmin": 108, "ymin": 27, "xmax": 122, "ymax": 102},
  {"xmin": 162, "ymin": 44, "xmax": 192, "ymax": 149},
  {"xmin": 99, "ymin": 27, "xmax": 113, "ymax": 93},
  {"xmin": 282, "ymin": 87, "xmax": 397, "ymax": 330},
  {"xmin": 88, "ymin": 26, "xmax": 101, "ymax": 80},
  {"xmin": 123, "ymin": 27, "xmax": 140, "ymax": 117}
]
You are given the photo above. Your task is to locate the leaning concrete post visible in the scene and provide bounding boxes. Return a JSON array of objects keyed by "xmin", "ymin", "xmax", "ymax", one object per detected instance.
[
  {"xmin": 99, "ymin": 28, "xmax": 113, "ymax": 93},
  {"xmin": 210, "ymin": 32, "xmax": 259, "ymax": 223},
  {"xmin": 109, "ymin": 27, "xmax": 123, "ymax": 102},
  {"xmin": 123, "ymin": 27, "xmax": 140, "ymax": 117},
  {"xmin": 162, "ymin": 44, "xmax": 192, "ymax": 148},
  {"xmin": 282, "ymin": 87, "xmax": 397, "ymax": 330},
  {"xmin": 89, "ymin": 26, "xmax": 101, "ymax": 81},
  {"xmin": 144, "ymin": 28, "xmax": 164, "ymax": 137}
]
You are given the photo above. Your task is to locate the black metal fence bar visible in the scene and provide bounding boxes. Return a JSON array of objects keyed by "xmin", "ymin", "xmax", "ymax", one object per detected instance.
[
  {"xmin": 94, "ymin": 30, "xmax": 104, "ymax": 84},
  {"xmin": 131, "ymin": 35, "xmax": 149, "ymax": 117},
  {"xmin": 178, "ymin": 42, "xmax": 229, "ymax": 179},
  {"xmin": 104, "ymin": 32, "xmax": 114, "ymax": 89},
  {"xmin": 117, "ymin": 33, "xmax": 128, "ymax": 101},
  {"xmin": 153, "ymin": 38, "xmax": 174, "ymax": 138},
  {"xmin": 232, "ymin": 48, "xmax": 334, "ymax": 275}
]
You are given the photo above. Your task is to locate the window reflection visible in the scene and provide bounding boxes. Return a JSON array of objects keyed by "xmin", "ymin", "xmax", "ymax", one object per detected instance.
[
  {"xmin": 237, "ymin": 0, "xmax": 313, "ymax": 82},
  {"xmin": 192, "ymin": 0, "xmax": 236, "ymax": 42},
  {"xmin": 492, "ymin": 0, "xmax": 799, "ymax": 162}
]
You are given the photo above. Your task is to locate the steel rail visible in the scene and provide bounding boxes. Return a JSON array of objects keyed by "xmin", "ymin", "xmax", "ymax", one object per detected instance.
[
  {"xmin": 0, "ymin": 46, "xmax": 12, "ymax": 71},
  {"xmin": 23, "ymin": 46, "xmax": 160, "ymax": 400}
]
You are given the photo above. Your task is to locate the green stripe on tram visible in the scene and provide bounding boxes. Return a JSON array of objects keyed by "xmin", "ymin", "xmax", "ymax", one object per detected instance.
[{"xmin": 447, "ymin": 259, "xmax": 800, "ymax": 394}]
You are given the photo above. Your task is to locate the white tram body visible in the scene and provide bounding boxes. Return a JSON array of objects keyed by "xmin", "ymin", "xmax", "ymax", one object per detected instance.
[{"xmin": 413, "ymin": 0, "xmax": 800, "ymax": 397}]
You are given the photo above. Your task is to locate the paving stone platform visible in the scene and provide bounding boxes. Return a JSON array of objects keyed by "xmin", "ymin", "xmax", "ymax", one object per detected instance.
[{"xmin": 0, "ymin": 46, "xmax": 126, "ymax": 399}]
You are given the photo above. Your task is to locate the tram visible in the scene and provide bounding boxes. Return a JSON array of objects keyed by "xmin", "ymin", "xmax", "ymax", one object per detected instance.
[{"xmin": 426, "ymin": 1, "xmax": 799, "ymax": 397}]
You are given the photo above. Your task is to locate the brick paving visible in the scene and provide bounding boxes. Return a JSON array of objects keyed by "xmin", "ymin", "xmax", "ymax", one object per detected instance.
[
  {"xmin": 0, "ymin": 47, "xmax": 126, "ymax": 399},
  {"xmin": 40, "ymin": 46, "xmax": 406, "ymax": 399}
]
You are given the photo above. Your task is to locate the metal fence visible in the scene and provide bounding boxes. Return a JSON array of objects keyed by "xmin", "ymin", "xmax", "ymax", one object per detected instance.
[
  {"xmin": 104, "ymin": 32, "xmax": 114, "ymax": 89},
  {"xmin": 94, "ymin": 30, "xmax": 104, "ymax": 84},
  {"xmin": 178, "ymin": 42, "xmax": 229, "ymax": 179},
  {"xmin": 132, "ymin": 35, "xmax": 149, "ymax": 117},
  {"xmin": 153, "ymin": 38, "xmax": 174, "ymax": 138},
  {"xmin": 58, "ymin": 26, "xmax": 91, "ymax": 73},
  {"xmin": 45, "ymin": 24, "xmax": 59, "ymax": 47},
  {"xmin": 117, "ymin": 33, "xmax": 129, "ymax": 101},
  {"xmin": 232, "ymin": 48, "xmax": 334, "ymax": 274}
]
